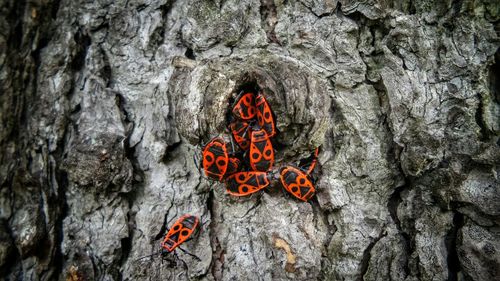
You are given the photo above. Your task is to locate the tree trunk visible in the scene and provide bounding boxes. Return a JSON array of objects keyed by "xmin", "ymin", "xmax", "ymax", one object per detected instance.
[{"xmin": 0, "ymin": 0, "xmax": 499, "ymax": 280}]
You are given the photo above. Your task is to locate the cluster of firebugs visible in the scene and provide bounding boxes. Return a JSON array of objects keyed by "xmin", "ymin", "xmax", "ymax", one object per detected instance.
[{"xmin": 154, "ymin": 89, "xmax": 320, "ymax": 262}]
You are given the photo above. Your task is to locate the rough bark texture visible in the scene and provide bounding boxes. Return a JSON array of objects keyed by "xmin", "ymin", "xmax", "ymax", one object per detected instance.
[{"xmin": 0, "ymin": 0, "xmax": 499, "ymax": 280}]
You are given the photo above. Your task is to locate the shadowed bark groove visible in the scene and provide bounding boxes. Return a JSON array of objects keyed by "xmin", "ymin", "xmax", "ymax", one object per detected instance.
[
  {"xmin": 445, "ymin": 212, "xmax": 465, "ymax": 281},
  {"xmin": 358, "ymin": 229, "xmax": 387, "ymax": 281},
  {"xmin": 1, "ymin": 0, "xmax": 499, "ymax": 280}
]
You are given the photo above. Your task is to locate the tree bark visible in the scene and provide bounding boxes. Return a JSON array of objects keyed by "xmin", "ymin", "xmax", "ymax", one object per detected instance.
[{"xmin": 0, "ymin": 0, "xmax": 499, "ymax": 280}]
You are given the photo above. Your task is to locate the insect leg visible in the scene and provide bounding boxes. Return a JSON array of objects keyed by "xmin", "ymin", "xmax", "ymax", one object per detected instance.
[
  {"xmin": 199, "ymin": 219, "xmax": 210, "ymax": 231},
  {"xmin": 193, "ymin": 150, "xmax": 214, "ymax": 182},
  {"xmin": 228, "ymin": 135, "xmax": 236, "ymax": 155},
  {"xmin": 134, "ymin": 250, "xmax": 162, "ymax": 262},
  {"xmin": 165, "ymin": 184, "xmax": 178, "ymax": 225},
  {"xmin": 173, "ymin": 251, "xmax": 189, "ymax": 275},
  {"xmin": 193, "ymin": 153, "xmax": 202, "ymax": 174},
  {"xmin": 178, "ymin": 246, "xmax": 202, "ymax": 261},
  {"xmin": 242, "ymin": 123, "xmax": 251, "ymax": 140},
  {"xmin": 236, "ymin": 195, "xmax": 262, "ymax": 219}
]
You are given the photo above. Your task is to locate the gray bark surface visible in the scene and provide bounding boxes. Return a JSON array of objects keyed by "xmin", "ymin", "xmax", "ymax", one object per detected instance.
[{"xmin": 0, "ymin": 0, "xmax": 499, "ymax": 280}]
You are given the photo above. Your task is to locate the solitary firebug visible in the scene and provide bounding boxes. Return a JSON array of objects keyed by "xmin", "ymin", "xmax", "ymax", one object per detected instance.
[{"xmin": 161, "ymin": 214, "xmax": 199, "ymax": 255}]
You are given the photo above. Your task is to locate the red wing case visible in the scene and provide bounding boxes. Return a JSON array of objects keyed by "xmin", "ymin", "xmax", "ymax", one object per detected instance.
[
  {"xmin": 225, "ymin": 171, "xmax": 270, "ymax": 196},
  {"xmin": 161, "ymin": 214, "xmax": 199, "ymax": 252},
  {"xmin": 280, "ymin": 166, "xmax": 315, "ymax": 201},
  {"xmin": 232, "ymin": 92, "xmax": 257, "ymax": 120},
  {"xmin": 202, "ymin": 137, "xmax": 229, "ymax": 181},
  {"xmin": 255, "ymin": 92, "xmax": 276, "ymax": 137},
  {"xmin": 229, "ymin": 120, "xmax": 251, "ymax": 150},
  {"xmin": 249, "ymin": 129, "xmax": 274, "ymax": 172}
]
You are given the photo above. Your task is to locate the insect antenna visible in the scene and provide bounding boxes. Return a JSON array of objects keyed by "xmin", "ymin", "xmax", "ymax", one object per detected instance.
[
  {"xmin": 134, "ymin": 250, "xmax": 162, "ymax": 262},
  {"xmin": 154, "ymin": 184, "xmax": 177, "ymax": 240},
  {"xmin": 193, "ymin": 154, "xmax": 202, "ymax": 175},
  {"xmin": 199, "ymin": 218, "xmax": 210, "ymax": 231},
  {"xmin": 164, "ymin": 199, "xmax": 178, "ymax": 231},
  {"xmin": 173, "ymin": 251, "xmax": 189, "ymax": 272},
  {"xmin": 177, "ymin": 246, "xmax": 202, "ymax": 261},
  {"xmin": 236, "ymin": 194, "xmax": 262, "ymax": 219},
  {"xmin": 228, "ymin": 135, "xmax": 236, "ymax": 155},
  {"xmin": 298, "ymin": 147, "xmax": 320, "ymax": 175}
]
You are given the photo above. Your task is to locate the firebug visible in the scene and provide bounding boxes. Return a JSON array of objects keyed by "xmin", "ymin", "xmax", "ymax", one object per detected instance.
[
  {"xmin": 201, "ymin": 137, "xmax": 229, "ymax": 181},
  {"xmin": 232, "ymin": 92, "xmax": 257, "ymax": 120},
  {"xmin": 279, "ymin": 166, "xmax": 315, "ymax": 201},
  {"xmin": 249, "ymin": 128, "xmax": 275, "ymax": 172},
  {"xmin": 135, "ymin": 211, "xmax": 201, "ymax": 265},
  {"xmin": 225, "ymin": 171, "xmax": 270, "ymax": 196},
  {"xmin": 255, "ymin": 92, "xmax": 276, "ymax": 137},
  {"xmin": 161, "ymin": 214, "xmax": 200, "ymax": 255}
]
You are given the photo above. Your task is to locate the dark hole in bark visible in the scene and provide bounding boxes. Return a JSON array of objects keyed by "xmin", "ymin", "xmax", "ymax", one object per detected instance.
[
  {"xmin": 71, "ymin": 29, "xmax": 91, "ymax": 71},
  {"xmin": 0, "ymin": 221, "xmax": 20, "ymax": 277},
  {"xmin": 119, "ymin": 236, "xmax": 132, "ymax": 266},
  {"xmin": 51, "ymin": 0, "xmax": 62, "ymax": 19},
  {"xmin": 185, "ymin": 48, "xmax": 196, "ymax": 60},
  {"xmin": 8, "ymin": 1, "xmax": 25, "ymax": 50},
  {"xmin": 162, "ymin": 140, "xmax": 182, "ymax": 162}
]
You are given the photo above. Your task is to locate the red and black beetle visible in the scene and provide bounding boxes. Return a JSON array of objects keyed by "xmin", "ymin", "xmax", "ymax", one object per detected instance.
[
  {"xmin": 135, "ymin": 213, "xmax": 201, "ymax": 264},
  {"xmin": 201, "ymin": 137, "xmax": 229, "ymax": 181}
]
